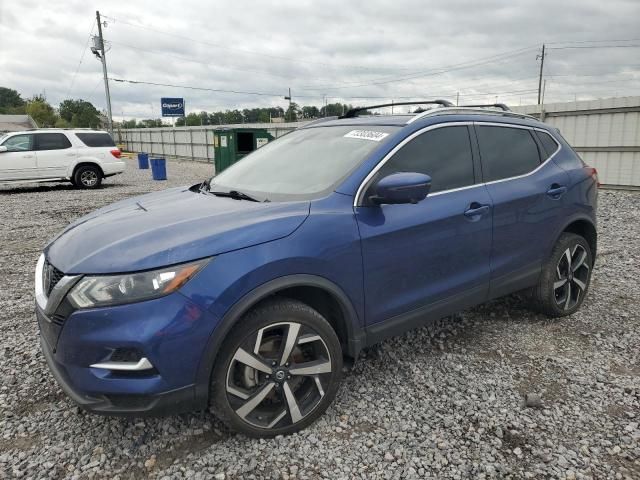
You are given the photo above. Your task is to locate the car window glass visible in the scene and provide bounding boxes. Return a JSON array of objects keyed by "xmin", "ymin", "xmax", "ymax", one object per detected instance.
[
  {"xmin": 75, "ymin": 132, "xmax": 115, "ymax": 147},
  {"xmin": 535, "ymin": 130, "xmax": 560, "ymax": 158},
  {"xmin": 476, "ymin": 126, "xmax": 540, "ymax": 182},
  {"xmin": 376, "ymin": 126, "xmax": 475, "ymax": 193},
  {"xmin": 35, "ymin": 133, "xmax": 72, "ymax": 150},
  {"xmin": 3, "ymin": 134, "xmax": 34, "ymax": 152}
]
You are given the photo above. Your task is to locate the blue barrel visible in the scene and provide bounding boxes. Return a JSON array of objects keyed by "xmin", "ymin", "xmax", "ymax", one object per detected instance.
[
  {"xmin": 137, "ymin": 152, "xmax": 149, "ymax": 169},
  {"xmin": 150, "ymin": 158, "xmax": 167, "ymax": 180}
]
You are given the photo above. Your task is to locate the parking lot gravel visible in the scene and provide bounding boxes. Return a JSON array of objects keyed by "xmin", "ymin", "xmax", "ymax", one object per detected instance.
[{"xmin": 1, "ymin": 158, "xmax": 639, "ymax": 479}]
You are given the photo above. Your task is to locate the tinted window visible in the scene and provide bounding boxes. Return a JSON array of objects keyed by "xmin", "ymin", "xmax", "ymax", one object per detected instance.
[
  {"xmin": 35, "ymin": 133, "xmax": 71, "ymax": 150},
  {"xmin": 535, "ymin": 130, "xmax": 560, "ymax": 158},
  {"xmin": 476, "ymin": 126, "xmax": 540, "ymax": 182},
  {"xmin": 377, "ymin": 126, "xmax": 475, "ymax": 193},
  {"xmin": 3, "ymin": 134, "xmax": 34, "ymax": 152},
  {"xmin": 75, "ymin": 132, "xmax": 115, "ymax": 147}
]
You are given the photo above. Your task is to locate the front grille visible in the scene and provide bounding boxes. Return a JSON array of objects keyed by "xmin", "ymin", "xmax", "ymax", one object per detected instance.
[{"xmin": 44, "ymin": 260, "xmax": 64, "ymax": 296}]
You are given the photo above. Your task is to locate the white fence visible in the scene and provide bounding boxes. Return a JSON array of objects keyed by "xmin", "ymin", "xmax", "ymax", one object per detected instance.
[
  {"xmin": 513, "ymin": 96, "xmax": 640, "ymax": 187},
  {"xmin": 118, "ymin": 122, "xmax": 309, "ymax": 163},
  {"xmin": 119, "ymin": 97, "xmax": 640, "ymax": 188}
]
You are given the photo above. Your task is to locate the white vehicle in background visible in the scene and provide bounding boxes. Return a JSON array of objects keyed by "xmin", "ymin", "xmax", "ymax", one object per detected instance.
[{"xmin": 0, "ymin": 129, "xmax": 125, "ymax": 188}]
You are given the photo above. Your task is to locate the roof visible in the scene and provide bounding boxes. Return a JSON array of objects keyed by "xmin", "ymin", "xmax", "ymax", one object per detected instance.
[
  {"xmin": 3, "ymin": 128, "xmax": 109, "ymax": 135},
  {"xmin": 0, "ymin": 114, "xmax": 38, "ymax": 133}
]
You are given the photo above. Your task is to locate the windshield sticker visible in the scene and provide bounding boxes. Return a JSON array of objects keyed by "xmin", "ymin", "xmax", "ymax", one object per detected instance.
[{"xmin": 343, "ymin": 130, "xmax": 389, "ymax": 142}]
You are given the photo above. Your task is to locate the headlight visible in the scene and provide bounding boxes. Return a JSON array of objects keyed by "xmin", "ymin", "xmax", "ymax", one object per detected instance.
[{"xmin": 67, "ymin": 259, "xmax": 209, "ymax": 309}]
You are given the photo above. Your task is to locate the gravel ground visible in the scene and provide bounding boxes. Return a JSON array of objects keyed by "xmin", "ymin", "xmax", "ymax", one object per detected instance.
[{"xmin": 0, "ymin": 158, "xmax": 638, "ymax": 479}]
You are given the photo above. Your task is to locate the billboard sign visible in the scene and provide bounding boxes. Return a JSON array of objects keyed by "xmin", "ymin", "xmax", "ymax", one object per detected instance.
[{"xmin": 161, "ymin": 98, "xmax": 185, "ymax": 117}]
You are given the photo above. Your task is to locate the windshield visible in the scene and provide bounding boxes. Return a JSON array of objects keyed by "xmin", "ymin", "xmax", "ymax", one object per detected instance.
[{"xmin": 209, "ymin": 125, "xmax": 399, "ymax": 201}]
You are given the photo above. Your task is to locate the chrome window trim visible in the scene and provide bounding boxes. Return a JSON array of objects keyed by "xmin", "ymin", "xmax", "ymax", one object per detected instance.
[{"xmin": 353, "ymin": 121, "xmax": 562, "ymax": 207}]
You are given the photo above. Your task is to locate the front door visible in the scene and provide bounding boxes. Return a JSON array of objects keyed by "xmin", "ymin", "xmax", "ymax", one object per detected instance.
[
  {"xmin": 34, "ymin": 132, "xmax": 75, "ymax": 178},
  {"xmin": 355, "ymin": 124, "xmax": 493, "ymax": 331},
  {"xmin": 0, "ymin": 134, "xmax": 36, "ymax": 180}
]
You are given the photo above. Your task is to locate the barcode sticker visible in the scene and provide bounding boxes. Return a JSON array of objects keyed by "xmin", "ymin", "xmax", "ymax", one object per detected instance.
[{"xmin": 343, "ymin": 130, "xmax": 389, "ymax": 142}]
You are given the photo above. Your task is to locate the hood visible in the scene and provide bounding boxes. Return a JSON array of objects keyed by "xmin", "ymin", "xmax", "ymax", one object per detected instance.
[{"xmin": 45, "ymin": 186, "xmax": 310, "ymax": 274}]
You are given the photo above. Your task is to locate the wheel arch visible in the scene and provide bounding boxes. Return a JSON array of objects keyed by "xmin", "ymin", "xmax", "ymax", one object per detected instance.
[
  {"xmin": 194, "ymin": 274, "xmax": 365, "ymax": 406},
  {"xmin": 557, "ymin": 217, "xmax": 597, "ymax": 261},
  {"xmin": 71, "ymin": 161, "xmax": 105, "ymax": 179}
]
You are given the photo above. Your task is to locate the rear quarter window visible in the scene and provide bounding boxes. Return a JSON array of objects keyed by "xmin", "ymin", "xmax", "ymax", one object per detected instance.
[
  {"xmin": 535, "ymin": 130, "xmax": 560, "ymax": 158},
  {"xmin": 75, "ymin": 132, "xmax": 115, "ymax": 147}
]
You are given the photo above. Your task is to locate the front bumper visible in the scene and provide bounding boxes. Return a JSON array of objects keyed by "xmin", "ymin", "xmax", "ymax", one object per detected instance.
[{"xmin": 36, "ymin": 291, "xmax": 217, "ymax": 416}]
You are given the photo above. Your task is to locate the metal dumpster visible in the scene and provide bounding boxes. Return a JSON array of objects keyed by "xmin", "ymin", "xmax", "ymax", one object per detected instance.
[{"xmin": 213, "ymin": 128, "xmax": 274, "ymax": 173}]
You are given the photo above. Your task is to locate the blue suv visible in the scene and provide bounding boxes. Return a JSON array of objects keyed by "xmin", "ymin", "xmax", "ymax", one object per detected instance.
[{"xmin": 36, "ymin": 101, "xmax": 598, "ymax": 436}]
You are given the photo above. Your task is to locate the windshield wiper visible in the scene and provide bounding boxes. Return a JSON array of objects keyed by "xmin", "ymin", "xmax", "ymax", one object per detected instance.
[{"xmin": 208, "ymin": 189, "xmax": 261, "ymax": 202}]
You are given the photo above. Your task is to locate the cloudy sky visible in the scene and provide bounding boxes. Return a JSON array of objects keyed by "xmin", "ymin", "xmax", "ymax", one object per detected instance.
[{"xmin": 1, "ymin": 0, "xmax": 639, "ymax": 120}]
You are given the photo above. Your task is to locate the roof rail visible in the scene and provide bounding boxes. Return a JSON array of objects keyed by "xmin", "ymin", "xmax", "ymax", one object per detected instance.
[
  {"xmin": 303, "ymin": 116, "xmax": 339, "ymax": 127},
  {"xmin": 459, "ymin": 103, "xmax": 511, "ymax": 111},
  {"xmin": 407, "ymin": 106, "xmax": 538, "ymax": 124},
  {"xmin": 340, "ymin": 99, "xmax": 454, "ymax": 119}
]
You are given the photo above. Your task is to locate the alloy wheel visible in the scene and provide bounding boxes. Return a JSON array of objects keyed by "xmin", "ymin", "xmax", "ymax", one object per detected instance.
[
  {"xmin": 554, "ymin": 244, "xmax": 590, "ymax": 311},
  {"xmin": 225, "ymin": 322, "xmax": 333, "ymax": 430},
  {"xmin": 80, "ymin": 170, "xmax": 98, "ymax": 187}
]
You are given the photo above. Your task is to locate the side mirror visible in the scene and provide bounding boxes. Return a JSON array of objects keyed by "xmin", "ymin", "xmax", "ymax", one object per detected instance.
[
  {"xmin": 0, "ymin": 146, "xmax": 7, "ymax": 153},
  {"xmin": 369, "ymin": 172, "xmax": 432, "ymax": 205}
]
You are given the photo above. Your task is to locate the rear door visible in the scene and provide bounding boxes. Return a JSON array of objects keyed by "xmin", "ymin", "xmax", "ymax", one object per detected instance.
[
  {"xmin": 0, "ymin": 134, "xmax": 36, "ymax": 180},
  {"xmin": 474, "ymin": 123, "xmax": 571, "ymax": 297},
  {"xmin": 34, "ymin": 132, "xmax": 76, "ymax": 178},
  {"xmin": 355, "ymin": 124, "xmax": 493, "ymax": 329}
]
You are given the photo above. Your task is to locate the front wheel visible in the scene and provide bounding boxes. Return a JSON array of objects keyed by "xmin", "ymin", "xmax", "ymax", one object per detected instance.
[
  {"xmin": 530, "ymin": 232, "xmax": 593, "ymax": 317},
  {"xmin": 210, "ymin": 299, "xmax": 343, "ymax": 437}
]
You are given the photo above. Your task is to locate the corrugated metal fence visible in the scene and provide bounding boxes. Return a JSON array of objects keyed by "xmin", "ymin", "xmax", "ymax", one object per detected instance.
[
  {"xmin": 119, "ymin": 97, "xmax": 640, "ymax": 187},
  {"xmin": 118, "ymin": 122, "xmax": 309, "ymax": 165},
  {"xmin": 513, "ymin": 96, "xmax": 640, "ymax": 187}
]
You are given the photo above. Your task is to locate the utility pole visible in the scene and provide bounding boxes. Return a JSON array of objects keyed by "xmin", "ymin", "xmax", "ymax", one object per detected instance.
[
  {"xmin": 284, "ymin": 88, "xmax": 292, "ymax": 122},
  {"xmin": 95, "ymin": 11, "xmax": 113, "ymax": 135},
  {"xmin": 537, "ymin": 43, "xmax": 546, "ymax": 105},
  {"xmin": 456, "ymin": 92, "xmax": 460, "ymax": 106}
]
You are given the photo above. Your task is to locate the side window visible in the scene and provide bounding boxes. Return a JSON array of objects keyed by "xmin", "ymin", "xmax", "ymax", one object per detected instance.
[
  {"xmin": 377, "ymin": 126, "xmax": 475, "ymax": 193},
  {"xmin": 476, "ymin": 126, "xmax": 541, "ymax": 182},
  {"xmin": 75, "ymin": 132, "xmax": 115, "ymax": 147},
  {"xmin": 35, "ymin": 133, "xmax": 72, "ymax": 151},
  {"xmin": 2, "ymin": 134, "xmax": 34, "ymax": 152},
  {"xmin": 534, "ymin": 130, "xmax": 560, "ymax": 158}
]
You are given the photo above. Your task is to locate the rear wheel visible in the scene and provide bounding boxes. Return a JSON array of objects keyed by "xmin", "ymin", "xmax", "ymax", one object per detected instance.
[
  {"xmin": 210, "ymin": 299, "xmax": 343, "ymax": 437},
  {"xmin": 530, "ymin": 232, "xmax": 593, "ymax": 317},
  {"xmin": 74, "ymin": 165, "xmax": 102, "ymax": 189}
]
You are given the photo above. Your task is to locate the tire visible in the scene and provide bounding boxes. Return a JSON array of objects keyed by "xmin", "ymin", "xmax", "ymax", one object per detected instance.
[
  {"xmin": 210, "ymin": 298, "xmax": 343, "ymax": 437},
  {"xmin": 73, "ymin": 165, "xmax": 102, "ymax": 189},
  {"xmin": 530, "ymin": 232, "xmax": 593, "ymax": 317}
]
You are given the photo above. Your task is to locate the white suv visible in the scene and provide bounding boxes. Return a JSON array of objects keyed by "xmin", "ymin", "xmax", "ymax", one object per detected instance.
[{"xmin": 0, "ymin": 129, "xmax": 125, "ymax": 188}]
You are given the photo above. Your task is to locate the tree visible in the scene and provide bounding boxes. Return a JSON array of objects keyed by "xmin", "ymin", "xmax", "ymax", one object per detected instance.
[
  {"xmin": 184, "ymin": 112, "xmax": 201, "ymax": 126},
  {"xmin": 301, "ymin": 106, "xmax": 320, "ymax": 119},
  {"xmin": 285, "ymin": 102, "xmax": 300, "ymax": 122},
  {"xmin": 26, "ymin": 96, "xmax": 57, "ymax": 127},
  {"xmin": 0, "ymin": 87, "xmax": 25, "ymax": 114},
  {"xmin": 59, "ymin": 99, "xmax": 101, "ymax": 128},
  {"xmin": 121, "ymin": 119, "xmax": 137, "ymax": 128}
]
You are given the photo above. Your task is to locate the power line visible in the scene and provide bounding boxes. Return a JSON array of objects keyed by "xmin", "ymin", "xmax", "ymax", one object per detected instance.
[
  {"xmin": 296, "ymin": 46, "xmax": 539, "ymax": 91},
  {"xmin": 548, "ymin": 44, "xmax": 640, "ymax": 50},
  {"xmin": 109, "ymin": 77, "xmax": 285, "ymax": 97},
  {"xmin": 65, "ymin": 20, "xmax": 96, "ymax": 98}
]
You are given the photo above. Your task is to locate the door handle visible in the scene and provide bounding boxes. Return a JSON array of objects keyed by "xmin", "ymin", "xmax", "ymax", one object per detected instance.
[
  {"xmin": 22, "ymin": 155, "xmax": 34, "ymax": 159},
  {"xmin": 546, "ymin": 184, "xmax": 567, "ymax": 199},
  {"xmin": 464, "ymin": 203, "xmax": 490, "ymax": 218}
]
